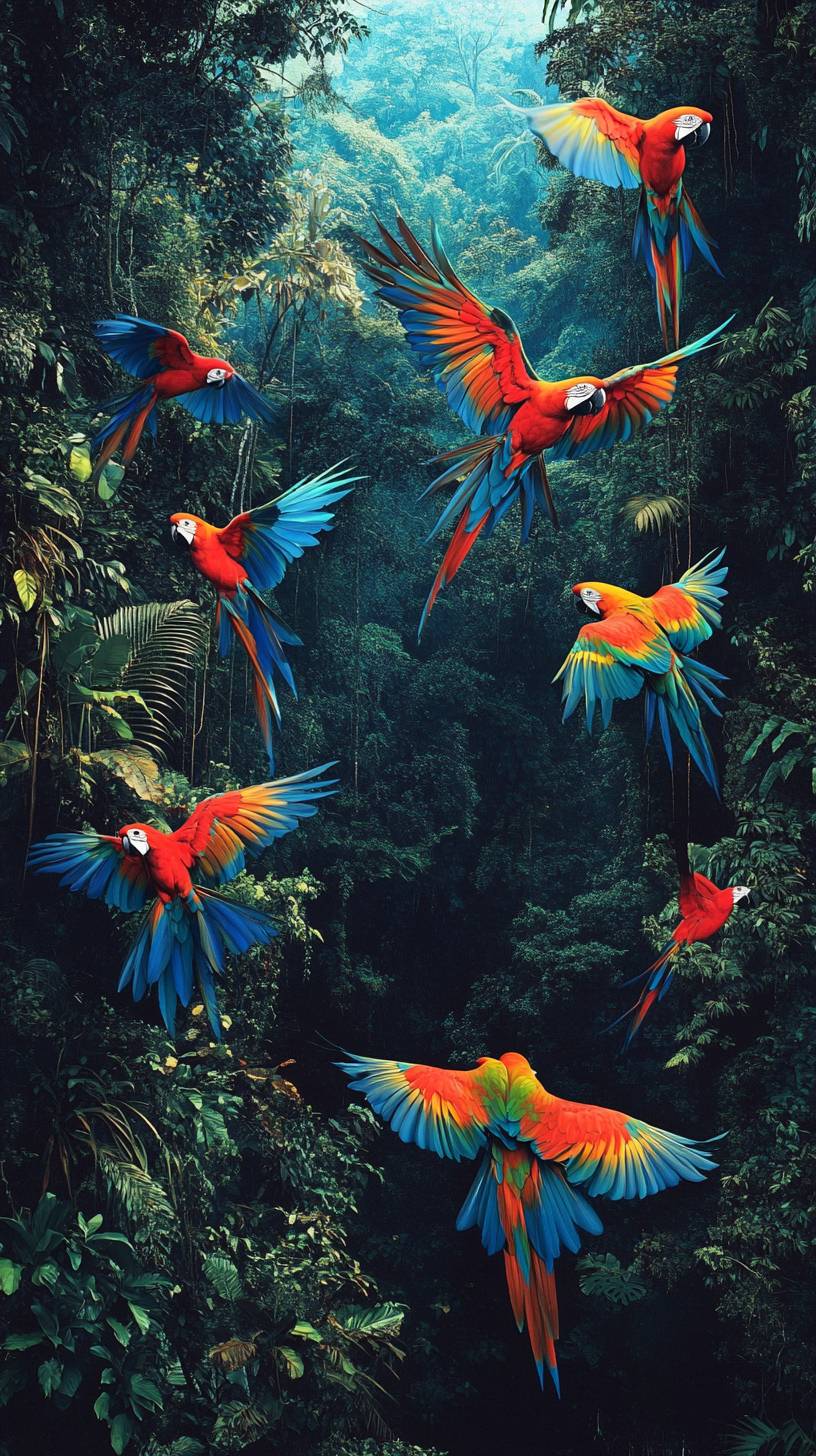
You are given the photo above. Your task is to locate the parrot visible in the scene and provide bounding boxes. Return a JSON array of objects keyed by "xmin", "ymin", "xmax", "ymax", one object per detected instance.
[
  {"xmin": 555, "ymin": 548, "xmax": 728, "ymax": 794},
  {"xmin": 356, "ymin": 215, "xmax": 731, "ymax": 634},
  {"xmin": 505, "ymin": 97, "xmax": 720, "ymax": 347},
  {"xmin": 169, "ymin": 462, "xmax": 359, "ymax": 767},
  {"xmin": 90, "ymin": 314, "xmax": 280, "ymax": 482},
  {"xmin": 336, "ymin": 1048, "xmax": 720, "ymax": 1393},
  {"xmin": 28, "ymin": 765, "xmax": 337, "ymax": 1037},
  {"xmin": 613, "ymin": 838, "xmax": 750, "ymax": 1047}
]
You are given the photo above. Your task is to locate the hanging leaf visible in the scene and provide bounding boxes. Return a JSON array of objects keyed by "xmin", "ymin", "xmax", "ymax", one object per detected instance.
[
  {"xmin": 69, "ymin": 447, "xmax": 93, "ymax": 483},
  {"xmin": 208, "ymin": 1337, "xmax": 257, "ymax": 1371},
  {"xmin": 94, "ymin": 601, "xmax": 207, "ymax": 758},
  {"xmin": 202, "ymin": 1255, "xmax": 243, "ymax": 1302},
  {"xmin": 13, "ymin": 569, "xmax": 38, "ymax": 610},
  {"xmin": 620, "ymin": 494, "xmax": 685, "ymax": 535}
]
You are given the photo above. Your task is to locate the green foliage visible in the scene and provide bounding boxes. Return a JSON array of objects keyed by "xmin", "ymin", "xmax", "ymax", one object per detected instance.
[{"xmin": 726, "ymin": 1419, "xmax": 816, "ymax": 1456}]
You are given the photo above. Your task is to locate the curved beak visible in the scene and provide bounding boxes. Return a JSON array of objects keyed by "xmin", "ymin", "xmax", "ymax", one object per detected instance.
[
  {"xmin": 170, "ymin": 523, "xmax": 179, "ymax": 543},
  {"xmin": 697, "ymin": 121, "xmax": 711, "ymax": 145}
]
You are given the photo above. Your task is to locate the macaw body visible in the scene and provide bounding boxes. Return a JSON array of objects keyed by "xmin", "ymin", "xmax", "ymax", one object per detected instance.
[
  {"xmin": 616, "ymin": 842, "xmax": 750, "ymax": 1045},
  {"xmin": 555, "ymin": 549, "xmax": 728, "ymax": 793},
  {"xmin": 91, "ymin": 315, "xmax": 280, "ymax": 482},
  {"xmin": 170, "ymin": 464, "xmax": 357, "ymax": 766},
  {"xmin": 28, "ymin": 766, "xmax": 337, "ymax": 1036},
  {"xmin": 358, "ymin": 216, "xmax": 730, "ymax": 633},
  {"xmin": 338, "ymin": 1048, "xmax": 719, "ymax": 1392},
  {"xmin": 510, "ymin": 98, "xmax": 720, "ymax": 345}
]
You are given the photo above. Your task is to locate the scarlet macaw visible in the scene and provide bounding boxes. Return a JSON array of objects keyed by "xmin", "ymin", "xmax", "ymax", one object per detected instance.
[
  {"xmin": 28, "ymin": 765, "xmax": 336, "ymax": 1037},
  {"xmin": 507, "ymin": 98, "xmax": 720, "ymax": 347},
  {"xmin": 91, "ymin": 315, "xmax": 280, "ymax": 482},
  {"xmin": 357, "ymin": 216, "xmax": 730, "ymax": 633},
  {"xmin": 555, "ymin": 548, "xmax": 728, "ymax": 794},
  {"xmin": 337, "ymin": 1048, "xmax": 719, "ymax": 1392},
  {"xmin": 170, "ymin": 463, "xmax": 359, "ymax": 766},
  {"xmin": 614, "ymin": 839, "xmax": 750, "ymax": 1047}
]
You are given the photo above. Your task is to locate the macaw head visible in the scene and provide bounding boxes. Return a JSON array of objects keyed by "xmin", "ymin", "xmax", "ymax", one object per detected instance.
[
  {"xmin": 169, "ymin": 512, "xmax": 201, "ymax": 548},
  {"xmin": 205, "ymin": 362, "xmax": 233, "ymax": 388},
  {"xmin": 119, "ymin": 823, "xmax": 153, "ymax": 858},
  {"xmin": 563, "ymin": 378, "xmax": 607, "ymax": 417},
  {"xmin": 657, "ymin": 106, "xmax": 713, "ymax": 146},
  {"xmin": 731, "ymin": 885, "xmax": 751, "ymax": 904},
  {"xmin": 571, "ymin": 581, "xmax": 640, "ymax": 617}
]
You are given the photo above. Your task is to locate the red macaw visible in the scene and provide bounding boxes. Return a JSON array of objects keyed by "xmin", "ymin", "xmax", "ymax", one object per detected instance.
[
  {"xmin": 555, "ymin": 549, "xmax": 728, "ymax": 793},
  {"xmin": 91, "ymin": 315, "xmax": 280, "ymax": 482},
  {"xmin": 357, "ymin": 216, "xmax": 730, "ymax": 633},
  {"xmin": 28, "ymin": 765, "xmax": 336, "ymax": 1037},
  {"xmin": 337, "ymin": 1049, "xmax": 720, "ymax": 1392},
  {"xmin": 614, "ymin": 840, "xmax": 750, "ymax": 1047},
  {"xmin": 507, "ymin": 98, "xmax": 720, "ymax": 346},
  {"xmin": 170, "ymin": 463, "xmax": 358, "ymax": 766}
]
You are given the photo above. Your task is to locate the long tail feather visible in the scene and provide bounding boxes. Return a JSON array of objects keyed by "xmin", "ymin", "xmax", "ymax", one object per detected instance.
[
  {"xmin": 217, "ymin": 586, "xmax": 302, "ymax": 767},
  {"xmin": 645, "ymin": 651, "xmax": 727, "ymax": 795},
  {"xmin": 607, "ymin": 940, "xmax": 681, "ymax": 1048},
  {"xmin": 91, "ymin": 385, "xmax": 157, "ymax": 481},
  {"xmin": 456, "ymin": 1145, "xmax": 603, "ymax": 1394},
  {"xmin": 117, "ymin": 888, "xmax": 277, "ymax": 1038}
]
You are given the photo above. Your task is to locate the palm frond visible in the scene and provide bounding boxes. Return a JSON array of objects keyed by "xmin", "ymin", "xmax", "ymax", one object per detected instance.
[
  {"xmin": 620, "ymin": 493, "xmax": 686, "ymax": 535},
  {"xmin": 95, "ymin": 600, "xmax": 207, "ymax": 759}
]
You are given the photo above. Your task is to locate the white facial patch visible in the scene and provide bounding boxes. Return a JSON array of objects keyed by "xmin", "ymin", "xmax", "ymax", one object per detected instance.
[
  {"xmin": 123, "ymin": 828, "xmax": 150, "ymax": 857},
  {"xmin": 173, "ymin": 517, "xmax": 197, "ymax": 545},
  {"xmin": 675, "ymin": 113, "xmax": 703, "ymax": 138},
  {"xmin": 580, "ymin": 588, "xmax": 602, "ymax": 614},
  {"xmin": 206, "ymin": 366, "xmax": 229, "ymax": 386},
  {"xmin": 565, "ymin": 382, "xmax": 595, "ymax": 411},
  {"xmin": 732, "ymin": 885, "xmax": 751, "ymax": 904}
]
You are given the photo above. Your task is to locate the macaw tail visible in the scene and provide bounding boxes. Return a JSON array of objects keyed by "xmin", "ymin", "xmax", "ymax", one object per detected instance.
[
  {"xmin": 633, "ymin": 185, "xmax": 721, "ymax": 347},
  {"xmin": 216, "ymin": 584, "xmax": 302, "ymax": 768},
  {"xmin": 456, "ymin": 1144, "xmax": 603, "ymax": 1394},
  {"xmin": 645, "ymin": 651, "xmax": 728, "ymax": 795},
  {"xmin": 91, "ymin": 384, "xmax": 158, "ymax": 482},
  {"xmin": 608, "ymin": 938, "xmax": 681, "ymax": 1048},
  {"xmin": 418, "ymin": 436, "xmax": 555, "ymax": 637},
  {"xmin": 117, "ymin": 886, "xmax": 277, "ymax": 1038}
]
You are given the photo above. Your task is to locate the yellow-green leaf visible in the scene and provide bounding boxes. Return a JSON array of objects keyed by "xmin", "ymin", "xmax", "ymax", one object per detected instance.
[{"xmin": 13, "ymin": 569, "xmax": 38, "ymax": 610}]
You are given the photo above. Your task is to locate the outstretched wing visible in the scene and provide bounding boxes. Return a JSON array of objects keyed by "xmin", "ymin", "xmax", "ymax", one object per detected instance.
[
  {"xmin": 521, "ymin": 97, "xmax": 643, "ymax": 189},
  {"xmin": 337, "ymin": 1052, "xmax": 505, "ymax": 1161},
  {"xmin": 358, "ymin": 215, "xmax": 537, "ymax": 436},
  {"xmin": 174, "ymin": 763, "xmax": 338, "ymax": 886},
  {"xmin": 554, "ymin": 611, "xmax": 671, "ymax": 729},
  {"xmin": 517, "ymin": 1086, "xmax": 720, "ymax": 1199},
  {"xmin": 651, "ymin": 549, "xmax": 728, "ymax": 652},
  {"xmin": 174, "ymin": 372, "xmax": 281, "ymax": 428},
  {"xmin": 94, "ymin": 315, "xmax": 196, "ymax": 378},
  {"xmin": 549, "ymin": 319, "xmax": 732, "ymax": 462},
  {"xmin": 27, "ymin": 832, "xmax": 151, "ymax": 912},
  {"xmin": 217, "ymin": 462, "xmax": 360, "ymax": 591}
]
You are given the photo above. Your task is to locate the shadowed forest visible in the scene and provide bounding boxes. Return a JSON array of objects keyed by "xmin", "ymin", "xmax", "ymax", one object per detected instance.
[{"xmin": 0, "ymin": 0, "xmax": 814, "ymax": 1453}]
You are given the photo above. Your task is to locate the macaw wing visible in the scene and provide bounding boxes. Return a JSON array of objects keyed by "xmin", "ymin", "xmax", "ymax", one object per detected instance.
[
  {"xmin": 94, "ymin": 315, "xmax": 196, "ymax": 378},
  {"xmin": 217, "ymin": 462, "xmax": 360, "ymax": 591},
  {"xmin": 174, "ymin": 373, "xmax": 281, "ymax": 428},
  {"xmin": 174, "ymin": 763, "xmax": 338, "ymax": 886},
  {"xmin": 549, "ymin": 319, "xmax": 732, "ymax": 462},
  {"xmin": 651, "ymin": 549, "xmax": 728, "ymax": 651},
  {"xmin": 678, "ymin": 869, "xmax": 722, "ymax": 918},
  {"xmin": 336, "ymin": 1052, "xmax": 503, "ymax": 1161},
  {"xmin": 518, "ymin": 1088, "xmax": 720, "ymax": 1199},
  {"xmin": 27, "ymin": 832, "xmax": 151, "ymax": 912},
  {"xmin": 359, "ymin": 215, "xmax": 537, "ymax": 436},
  {"xmin": 554, "ymin": 610, "xmax": 671, "ymax": 730},
  {"xmin": 523, "ymin": 97, "xmax": 643, "ymax": 189}
]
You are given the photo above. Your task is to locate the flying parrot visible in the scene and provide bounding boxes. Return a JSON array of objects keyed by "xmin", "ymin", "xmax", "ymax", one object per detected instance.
[
  {"xmin": 505, "ymin": 98, "xmax": 720, "ymax": 347},
  {"xmin": 613, "ymin": 838, "xmax": 750, "ymax": 1047},
  {"xmin": 555, "ymin": 548, "xmax": 728, "ymax": 794},
  {"xmin": 28, "ymin": 765, "xmax": 337, "ymax": 1037},
  {"xmin": 337, "ymin": 1048, "xmax": 720, "ymax": 1392},
  {"xmin": 90, "ymin": 315, "xmax": 280, "ymax": 482},
  {"xmin": 170, "ymin": 463, "xmax": 359, "ymax": 767},
  {"xmin": 357, "ymin": 215, "xmax": 730, "ymax": 634}
]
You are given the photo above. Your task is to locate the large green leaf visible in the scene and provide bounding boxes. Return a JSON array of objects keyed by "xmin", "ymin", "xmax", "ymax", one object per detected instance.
[{"xmin": 95, "ymin": 601, "xmax": 207, "ymax": 759}]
